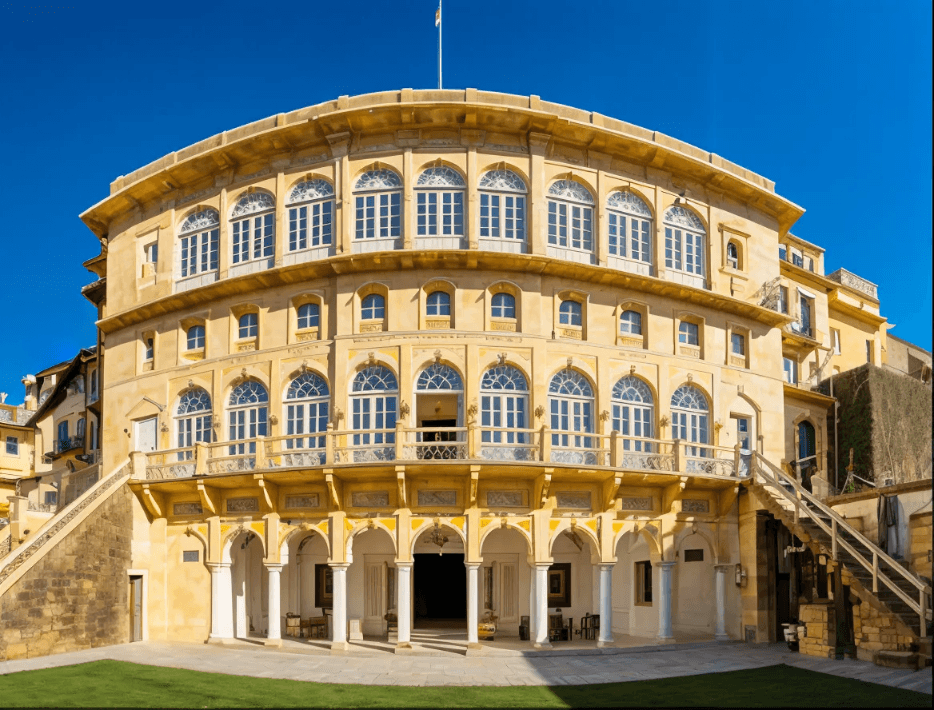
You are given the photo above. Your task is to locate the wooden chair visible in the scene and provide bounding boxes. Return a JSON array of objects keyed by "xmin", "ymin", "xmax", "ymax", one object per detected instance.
[
  {"xmin": 578, "ymin": 613, "xmax": 599, "ymax": 641},
  {"xmin": 548, "ymin": 613, "xmax": 572, "ymax": 642},
  {"xmin": 384, "ymin": 611, "xmax": 398, "ymax": 637}
]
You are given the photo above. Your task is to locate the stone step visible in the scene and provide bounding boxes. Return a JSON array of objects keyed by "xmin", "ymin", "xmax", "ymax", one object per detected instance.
[{"xmin": 873, "ymin": 650, "xmax": 925, "ymax": 671}]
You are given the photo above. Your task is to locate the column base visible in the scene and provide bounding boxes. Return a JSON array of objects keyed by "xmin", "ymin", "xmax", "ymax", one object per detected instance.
[
  {"xmin": 532, "ymin": 641, "xmax": 553, "ymax": 650},
  {"xmin": 330, "ymin": 641, "xmax": 350, "ymax": 654},
  {"xmin": 597, "ymin": 639, "xmax": 615, "ymax": 648},
  {"xmin": 656, "ymin": 636, "xmax": 676, "ymax": 645},
  {"xmin": 715, "ymin": 633, "xmax": 731, "ymax": 642},
  {"xmin": 394, "ymin": 642, "xmax": 414, "ymax": 654},
  {"xmin": 206, "ymin": 636, "xmax": 235, "ymax": 645},
  {"xmin": 263, "ymin": 638, "xmax": 283, "ymax": 647}
]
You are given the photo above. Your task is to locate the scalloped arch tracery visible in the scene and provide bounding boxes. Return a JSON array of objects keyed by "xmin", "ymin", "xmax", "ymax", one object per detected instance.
[
  {"xmin": 663, "ymin": 205, "xmax": 705, "ymax": 232},
  {"xmin": 179, "ymin": 208, "xmax": 219, "ymax": 234},
  {"xmin": 548, "ymin": 179, "xmax": 594, "ymax": 204},
  {"xmin": 607, "ymin": 190, "xmax": 652, "ymax": 217},
  {"xmin": 287, "ymin": 179, "xmax": 334, "ymax": 204},
  {"xmin": 230, "ymin": 191, "xmax": 275, "ymax": 218}
]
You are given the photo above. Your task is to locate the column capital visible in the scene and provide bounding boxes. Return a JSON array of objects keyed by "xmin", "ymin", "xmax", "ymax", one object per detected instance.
[
  {"xmin": 656, "ymin": 561, "xmax": 677, "ymax": 568},
  {"xmin": 534, "ymin": 562, "xmax": 553, "ymax": 570},
  {"xmin": 714, "ymin": 563, "xmax": 734, "ymax": 571},
  {"xmin": 598, "ymin": 563, "xmax": 615, "ymax": 572},
  {"xmin": 206, "ymin": 562, "xmax": 231, "ymax": 571},
  {"xmin": 328, "ymin": 562, "xmax": 351, "ymax": 570},
  {"xmin": 264, "ymin": 563, "xmax": 283, "ymax": 572},
  {"xmin": 464, "ymin": 562, "xmax": 481, "ymax": 570},
  {"xmin": 394, "ymin": 561, "xmax": 414, "ymax": 569}
]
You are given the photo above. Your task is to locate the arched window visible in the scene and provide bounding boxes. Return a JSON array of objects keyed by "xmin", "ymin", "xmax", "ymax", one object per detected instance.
[
  {"xmin": 361, "ymin": 294, "xmax": 385, "ymax": 320},
  {"xmin": 664, "ymin": 207, "xmax": 705, "ymax": 277},
  {"xmin": 620, "ymin": 310, "xmax": 642, "ymax": 335},
  {"xmin": 612, "ymin": 377, "xmax": 653, "ymax": 453},
  {"xmin": 798, "ymin": 421, "xmax": 816, "ymax": 462},
  {"xmin": 297, "ymin": 303, "xmax": 320, "ymax": 330},
  {"xmin": 607, "ymin": 191, "xmax": 652, "ymax": 263},
  {"xmin": 726, "ymin": 241, "xmax": 739, "ymax": 270},
  {"xmin": 416, "ymin": 167, "xmax": 465, "ymax": 238},
  {"xmin": 228, "ymin": 381, "xmax": 268, "ymax": 455},
  {"xmin": 491, "ymin": 293, "xmax": 516, "ymax": 319},
  {"xmin": 415, "ymin": 363, "xmax": 464, "ymax": 457},
  {"xmin": 670, "ymin": 385, "xmax": 709, "ymax": 457},
  {"xmin": 547, "ymin": 180, "xmax": 594, "ymax": 255},
  {"xmin": 559, "ymin": 300, "xmax": 582, "ymax": 327},
  {"xmin": 238, "ymin": 313, "xmax": 258, "ymax": 340},
  {"xmin": 479, "ymin": 169, "xmax": 527, "ymax": 245},
  {"xmin": 186, "ymin": 325, "xmax": 205, "ymax": 351},
  {"xmin": 176, "ymin": 388, "xmax": 213, "ymax": 459},
  {"xmin": 285, "ymin": 373, "xmax": 329, "ymax": 451},
  {"xmin": 76, "ymin": 417, "xmax": 86, "ymax": 440},
  {"xmin": 426, "ymin": 291, "xmax": 451, "ymax": 316},
  {"xmin": 178, "ymin": 209, "xmax": 219, "ymax": 280},
  {"xmin": 480, "ymin": 365, "xmax": 530, "ymax": 455},
  {"xmin": 416, "ymin": 363, "xmax": 463, "ymax": 392},
  {"xmin": 287, "ymin": 180, "xmax": 334, "ymax": 252},
  {"xmin": 354, "ymin": 169, "xmax": 402, "ymax": 241},
  {"xmin": 230, "ymin": 192, "xmax": 275, "ymax": 266},
  {"xmin": 351, "ymin": 366, "xmax": 398, "ymax": 458},
  {"xmin": 548, "ymin": 369, "xmax": 595, "ymax": 460}
]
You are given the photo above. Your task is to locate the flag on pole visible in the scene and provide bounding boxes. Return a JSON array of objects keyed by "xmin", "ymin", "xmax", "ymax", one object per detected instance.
[{"xmin": 435, "ymin": 3, "xmax": 441, "ymax": 26}]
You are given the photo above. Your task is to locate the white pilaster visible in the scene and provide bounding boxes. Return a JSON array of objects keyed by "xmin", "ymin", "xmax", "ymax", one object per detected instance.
[
  {"xmin": 528, "ymin": 567, "xmax": 537, "ymax": 640},
  {"xmin": 466, "ymin": 563, "xmax": 480, "ymax": 647},
  {"xmin": 330, "ymin": 564, "xmax": 349, "ymax": 652},
  {"xmin": 657, "ymin": 561, "xmax": 676, "ymax": 643},
  {"xmin": 396, "ymin": 562, "xmax": 413, "ymax": 650},
  {"xmin": 208, "ymin": 562, "xmax": 233, "ymax": 641},
  {"xmin": 533, "ymin": 563, "xmax": 552, "ymax": 648},
  {"xmin": 597, "ymin": 563, "xmax": 614, "ymax": 647},
  {"xmin": 264, "ymin": 564, "xmax": 282, "ymax": 647},
  {"xmin": 714, "ymin": 564, "xmax": 731, "ymax": 641}
]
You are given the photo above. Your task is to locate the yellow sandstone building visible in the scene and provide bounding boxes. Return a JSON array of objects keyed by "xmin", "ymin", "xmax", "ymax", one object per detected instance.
[{"xmin": 2, "ymin": 90, "xmax": 927, "ymax": 661}]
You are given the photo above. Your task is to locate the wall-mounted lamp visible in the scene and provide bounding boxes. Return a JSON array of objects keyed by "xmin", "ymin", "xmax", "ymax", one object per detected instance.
[{"xmin": 735, "ymin": 563, "xmax": 746, "ymax": 587}]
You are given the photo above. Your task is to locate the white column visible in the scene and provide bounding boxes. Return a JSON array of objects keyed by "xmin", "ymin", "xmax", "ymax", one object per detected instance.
[
  {"xmin": 528, "ymin": 567, "xmax": 537, "ymax": 641},
  {"xmin": 208, "ymin": 563, "xmax": 233, "ymax": 641},
  {"xmin": 466, "ymin": 563, "xmax": 480, "ymax": 646},
  {"xmin": 396, "ymin": 562, "xmax": 413, "ymax": 649},
  {"xmin": 597, "ymin": 563, "xmax": 614, "ymax": 647},
  {"xmin": 533, "ymin": 564, "xmax": 552, "ymax": 648},
  {"xmin": 264, "ymin": 564, "xmax": 282, "ymax": 646},
  {"xmin": 657, "ymin": 561, "xmax": 676, "ymax": 644},
  {"xmin": 330, "ymin": 564, "xmax": 349, "ymax": 651},
  {"xmin": 714, "ymin": 564, "xmax": 731, "ymax": 641}
]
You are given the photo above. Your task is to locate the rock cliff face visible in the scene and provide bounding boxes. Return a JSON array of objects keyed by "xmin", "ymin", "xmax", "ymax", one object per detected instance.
[{"xmin": 0, "ymin": 482, "xmax": 133, "ymax": 661}]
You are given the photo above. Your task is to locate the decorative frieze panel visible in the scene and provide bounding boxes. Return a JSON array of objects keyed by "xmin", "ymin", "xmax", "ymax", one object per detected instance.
[
  {"xmin": 486, "ymin": 490, "xmax": 525, "ymax": 507},
  {"xmin": 417, "ymin": 490, "xmax": 457, "ymax": 507},
  {"xmin": 490, "ymin": 321, "xmax": 517, "ymax": 332},
  {"xmin": 619, "ymin": 336, "xmax": 643, "ymax": 348},
  {"xmin": 351, "ymin": 491, "xmax": 390, "ymax": 507},
  {"xmin": 560, "ymin": 328, "xmax": 582, "ymax": 340},
  {"xmin": 285, "ymin": 494, "xmax": 320, "ymax": 509},
  {"xmin": 556, "ymin": 491, "xmax": 591, "ymax": 509},
  {"xmin": 681, "ymin": 498, "xmax": 710, "ymax": 514},
  {"xmin": 226, "ymin": 497, "xmax": 259, "ymax": 513},
  {"xmin": 828, "ymin": 268, "xmax": 878, "ymax": 300},
  {"xmin": 679, "ymin": 346, "xmax": 700, "ymax": 358},
  {"xmin": 173, "ymin": 502, "xmax": 203, "ymax": 516},
  {"xmin": 619, "ymin": 497, "xmax": 653, "ymax": 511}
]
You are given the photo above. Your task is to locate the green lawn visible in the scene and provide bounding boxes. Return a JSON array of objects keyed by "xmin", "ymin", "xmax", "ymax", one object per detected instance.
[{"xmin": 0, "ymin": 660, "xmax": 928, "ymax": 708}]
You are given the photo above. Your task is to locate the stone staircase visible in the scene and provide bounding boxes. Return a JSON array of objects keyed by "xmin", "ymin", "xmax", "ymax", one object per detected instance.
[{"xmin": 748, "ymin": 454, "xmax": 931, "ymax": 663}]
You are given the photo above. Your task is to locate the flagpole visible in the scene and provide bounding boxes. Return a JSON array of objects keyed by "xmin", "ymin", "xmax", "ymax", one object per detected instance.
[{"xmin": 438, "ymin": 0, "xmax": 443, "ymax": 90}]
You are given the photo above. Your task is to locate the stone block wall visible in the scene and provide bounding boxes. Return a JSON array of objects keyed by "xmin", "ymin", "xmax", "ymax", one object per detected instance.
[
  {"xmin": 798, "ymin": 602, "xmax": 836, "ymax": 658},
  {"xmin": 851, "ymin": 598, "xmax": 916, "ymax": 659},
  {"xmin": 909, "ymin": 511, "xmax": 932, "ymax": 580},
  {"xmin": 0, "ymin": 482, "xmax": 133, "ymax": 661}
]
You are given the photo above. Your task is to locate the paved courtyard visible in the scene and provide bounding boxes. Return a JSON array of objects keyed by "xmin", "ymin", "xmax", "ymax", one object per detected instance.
[{"xmin": 0, "ymin": 637, "xmax": 930, "ymax": 695}]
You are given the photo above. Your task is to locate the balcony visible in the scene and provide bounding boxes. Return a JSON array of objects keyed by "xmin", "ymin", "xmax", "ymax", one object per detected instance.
[
  {"xmin": 141, "ymin": 425, "xmax": 749, "ymax": 482},
  {"xmin": 50, "ymin": 437, "xmax": 84, "ymax": 457}
]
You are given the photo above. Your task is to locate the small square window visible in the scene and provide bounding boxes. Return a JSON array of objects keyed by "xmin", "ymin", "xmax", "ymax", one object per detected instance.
[
  {"xmin": 144, "ymin": 337, "xmax": 154, "ymax": 361},
  {"xmin": 783, "ymin": 357, "xmax": 798, "ymax": 385},
  {"xmin": 297, "ymin": 303, "xmax": 320, "ymax": 330},
  {"xmin": 683, "ymin": 549, "xmax": 704, "ymax": 562},
  {"xmin": 635, "ymin": 560, "xmax": 652, "ymax": 605},
  {"xmin": 778, "ymin": 286, "xmax": 788, "ymax": 314},
  {"xmin": 146, "ymin": 243, "xmax": 158, "ymax": 264},
  {"xmin": 183, "ymin": 550, "xmax": 200, "ymax": 563},
  {"xmin": 559, "ymin": 300, "xmax": 582, "ymax": 327},
  {"xmin": 6, "ymin": 436, "xmax": 18, "ymax": 456},
  {"xmin": 731, "ymin": 333, "xmax": 745, "ymax": 356},
  {"xmin": 186, "ymin": 325, "xmax": 205, "ymax": 351},
  {"xmin": 678, "ymin": 321, "xmax": 699, "ymax": 345},
  {"xmin": 238, "ymin": 313, "xmax": 258, "ymax": 339},
  {"xmin": 831, "ymin": 329, "xmax": 841, "ymax": 355},
  {"xmin": 866, "ymin": 340, "xmax": 872, "ymax": 364},
  {"xmin": 44, "ymin": 491, "xmax": 58, "ymax": 506}
]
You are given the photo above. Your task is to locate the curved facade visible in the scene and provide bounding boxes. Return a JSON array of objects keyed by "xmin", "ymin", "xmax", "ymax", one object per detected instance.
[{"xmin": 79, "ymin": 90, "xmax": 883, "ymax": 649}]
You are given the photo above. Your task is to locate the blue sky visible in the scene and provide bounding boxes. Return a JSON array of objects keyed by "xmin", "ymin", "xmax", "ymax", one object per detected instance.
[{"xmin": 0, "ymin": 1, "xmax": 930, "ymax": 402}]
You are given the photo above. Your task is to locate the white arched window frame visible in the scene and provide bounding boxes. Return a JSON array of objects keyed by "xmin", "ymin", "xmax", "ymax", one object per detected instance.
[
  {"xmin": 607, "ymin": 191, "xmax": 652, "ymax": 264},
  {"xmin": 238, "ymin": 312, "xmax": 258, "ymax": 340},
  {"xmin": 416, "ymin": 167, "xmax": 465, "ymax": 240},
  {"xmin": 480, "ymin": 366, "xmax": 530, "ymax": 456},
  {"xmin": 354, "ymin": 170, "xmax": 402, "ymax": 243},
  {"xmin": 350, "ymin": 366, "xmax": 398, "ymax": 459},
  {"xmin": 548, "ymin": 369, "xmax": 595, "ymax": 462},
  {"xmin": 426, "ymin": 290, "xmax": 451, "ymax": 316},
  {"xmin": 178, "ymin": 209, "xmax": 219, "ymax": 285},
  {"xmin": 664, "ymin": 207, "xmax": 706, "ymax": 279},
  {"xmin": 414, "ymin": 363, "xmax": 465, "ymax": 457},
  {"xmin": 491, "ymin": 292, "xmax": 516, "ymax": 319},
  {"xmin": 186, "ymin": 325, "xmax": 205, "ymax": 351},
  {"xmin": 284, "ymin": 372, "xmax": 329, "ymax": 453},
  {"xmin": 287, "ymin": 180, "xmax": 334, "ymax": 253},
  {"xmin": 620, "ymin": 310, "xmax": 643, "ymax": 335},
  {"xmin": 228, "ymin": 381, "xmax": 268, "ymax": 456},
  {"xmin": 670, "ymin": 385, "xmax": 709, "ymax": 459},
  {"xmin": 559, "ymin": 300, "xmax": 583, "ymax": 327},
  {"xmin": 230, "ymin": 192, "xmax": 275, "ymax": 267},
  {"xmin": 176, "ymin": 388, "xmax": 213, "ymax": 460},
  {"xmin": 611, "ymin": 377, "xmax": 654, "ymax": 454},
  {"xmin": 361, "ymin": 293, "xmax": 385, "ymax": 320},
  {"xmin": 297, "ymin": 302, "xmax": 320, "ymax": 330},
  {"xmin": 479, "ymin": 170, "xmax": 527, "ymax": 249},
  {"xmin": 547, "ymin": 180, "xmax": 594, "ymax": 260}
]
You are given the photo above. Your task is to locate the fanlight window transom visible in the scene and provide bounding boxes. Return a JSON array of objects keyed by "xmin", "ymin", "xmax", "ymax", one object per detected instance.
[
  {"xmin": 230, "ymin": 192, "xmax": 275, "ymax": 218},
  {"xmin": 288, "ymin": 180, "xmax": 334, "ymax": 252},
  {"xmin": 230, "ymin": 381, "xmax": 269, "ymax": 406},
  {"xmin": 355, "ymin": 169, "xmax": 403, "ymax": 191},
  {"xmin": 479, "ymin": 170, "xmax": 527, "ymax": 193},
  {"xmin": 481, "ymin": 365, "xmax": 529, "ymax": 446},
  {"xmin": 416, "ymin": 167, "xmax": 464, "ymax": 237},
  {"xmin": 613, "ymin": 377, "xmax": 653, "ymax": 404},
  {"xmin": 480, "ymin": 170, "xmax": 526, "ymax": 242},
  {"xmin": 179, "ymin": 210, "xmax": 219, "ymax": 278},
  {"xmin": 176, "ymin": 387, "xmax": 213, "ymax": 456},
  {"xmin": 286, "ymin": 372, "xmax": 330, "ymax": 400},
  {"xmin": 180, "ymin": 209, "xmax": 220, "ymax": 234},
  {"xmin": 549, "ymin": 369, "xmax": 594, "ymax": 397},
  {"xmin": 177, "ymin": 388, "xmax": 212, "ymax": 415},
  {"xmin": 664, "ymin": 206, "xmax": 705, "ymax": 276},
  {"xmin": 548, "ymin": 181, "xmax": 594, "ymax": 253},
  {"xmin": 228, "ymin": 380, "xmax": 269, "ymax": 455},
  {"xmin": 352, "ymin": 366, "xmax": 398, "ymax": 392},
  {"xmin": 287, "ymin": 180, "xmax": 334, "ymax": 204},
  {"xmin": 670, "ymin": 384, "xmax": 709, "ymax": 454},
  {"xmin": 416, "ymin": 363, "xmax": 463, "ymax": 391},
  {"xmin": 612, "ymin": 376, "xmax": 654, "ymax": 452},
  {"xmin": 671, "ymin": 385, "xmax": 708, "ymax": 411},
  {"xmin": 548, "ymin": 180, "xmax": 595, "ymax": 204},
  {"xmin": 481, "ymin": 366, "xmax": 528, "ymax": 392},
  {"xmin": 355, "ymin": 170, "xmax": 402, "ymax": 241},
  {"xmin": 415, "ymin": 167, "xmax": 465, "ymax": 187}
]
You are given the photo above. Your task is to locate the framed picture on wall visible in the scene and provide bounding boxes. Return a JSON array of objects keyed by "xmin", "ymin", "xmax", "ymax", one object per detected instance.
[
  {"xmin": 547, "ymin": 563, "xmax": 571, "ymax": 607},
  {"xmin": 315, "ymin": 564, "xmax": 333, "ymax": 609}
]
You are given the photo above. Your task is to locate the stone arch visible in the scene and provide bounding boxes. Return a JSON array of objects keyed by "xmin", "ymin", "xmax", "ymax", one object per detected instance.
[
  {"xmin": 221, "ymin": 524, "xmax": 267, "ymax": 564},
  {"xmin": 614, "ymin": 523, "xmax": 663, "ymax": 564},
  {"xmin": 183, "ymin": 525, "xmax": 210, "ymax": 562},
  {"xmin": 673, "ymin": 523, "xmax": 720, "ymax": 564},
  {"xmin": 278, "ymin": 524, "xmax": 331, "ymax": 560},
  {"xmin": 479, "ymin": 519, "xmax": 532, "ymax": 556},
  {"xmin": 548, "ymin": 519, "xmax": 601, "ymax": 561},
  {"xmin": 409, "ymin": 520, "xmax": 467, "ymax": 557},
  {"xmin": 346, "ymin": 520, "xmax": 398, "ymax": 563}
]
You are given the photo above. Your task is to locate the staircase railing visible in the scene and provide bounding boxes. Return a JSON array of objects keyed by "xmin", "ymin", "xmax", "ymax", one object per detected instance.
[{"xmin": 753, "ymin": 452, "xmax": 931, "ymax": 636}]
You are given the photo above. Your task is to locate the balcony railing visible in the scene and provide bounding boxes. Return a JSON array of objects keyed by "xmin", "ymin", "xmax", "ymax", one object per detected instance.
[
  {"xmin": 142, "ymin": 424, "xmax": 749, "ymax": 482},
  {"xmin": 52, "ymin": 437, "xmax": 84, "ymax": 455}
]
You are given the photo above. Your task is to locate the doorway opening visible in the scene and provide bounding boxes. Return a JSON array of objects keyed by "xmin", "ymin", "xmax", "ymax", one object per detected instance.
[
  {"xmin": 129, "ymin": 575, "xmax": 143, "ymax": 642},
  {"xmin": 413, "ymin": 553, "xmax": 466, "ymax": 628}
]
